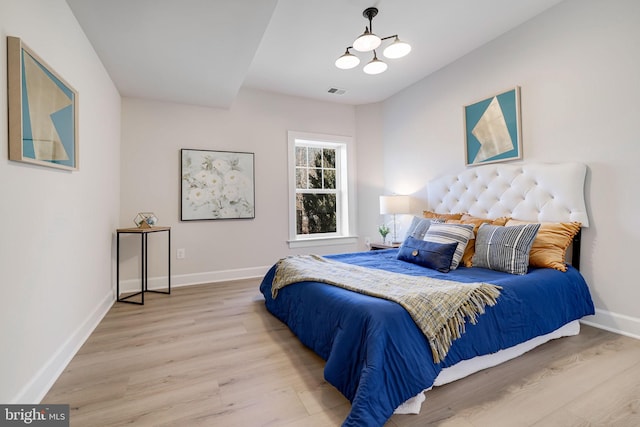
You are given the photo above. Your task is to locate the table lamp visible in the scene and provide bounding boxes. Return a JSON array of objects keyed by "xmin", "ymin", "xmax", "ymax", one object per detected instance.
[{"xmin": 379, "ymin": 195, "xmax": 410, "ymax": 243}]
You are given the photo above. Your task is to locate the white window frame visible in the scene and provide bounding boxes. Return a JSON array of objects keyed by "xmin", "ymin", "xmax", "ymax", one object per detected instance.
[{"xmin": 287, "ymin": 131, "xmax": 357, "ymax": 248}]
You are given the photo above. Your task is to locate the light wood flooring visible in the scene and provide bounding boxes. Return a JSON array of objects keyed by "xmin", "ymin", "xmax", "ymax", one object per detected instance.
[{"xmin": 43, "ymin": 278, "xmax": 640, "ymax": 426}]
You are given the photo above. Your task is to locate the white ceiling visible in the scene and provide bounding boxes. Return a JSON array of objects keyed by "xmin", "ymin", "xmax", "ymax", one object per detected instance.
[{"xmin": 66, "ymin": 0, "xmax": 564, "ymax": 108}]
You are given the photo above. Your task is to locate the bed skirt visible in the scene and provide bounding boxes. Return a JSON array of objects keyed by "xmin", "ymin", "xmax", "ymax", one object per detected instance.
[{"xmin": 394, "ymin": 320, "xmax": 580, "ymax": 414}]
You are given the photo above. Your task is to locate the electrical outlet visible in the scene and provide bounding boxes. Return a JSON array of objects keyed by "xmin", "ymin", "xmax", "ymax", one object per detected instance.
[{"xmin": 177, "ymin": 248, "xmax": 185, "ymax": 259}]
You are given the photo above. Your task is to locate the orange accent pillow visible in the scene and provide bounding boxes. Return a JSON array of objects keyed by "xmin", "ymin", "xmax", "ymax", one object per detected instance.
[
  {"xmin": 447, "ymin": 215, "xmax": 509, "ymax": 267},
  {"xmin": 505, "ymin": 219, "xmax": 582, "ymax": 272},
  {"xmin": 423, "ymin": 211, "xmax": 463, "ymax": 220}
]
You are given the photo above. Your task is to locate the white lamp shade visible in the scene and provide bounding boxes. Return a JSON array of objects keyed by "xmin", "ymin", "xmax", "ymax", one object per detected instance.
[
  {"xmin": 363, "ymin": 56, "xmax": 387, "ymax": 75},
  {"xmin": 335, "ymin": 51, "xmax": 360, "ymax": 69},
  {"xmin": 353, "ymin": 29, "xmax": 381, "ymax": 52},
  {"xmin": 383, "ymin": 37, "xmax": 411, "ymax": 59},
  {"xmin": 379, "ymin": 195, "xmax": 410, "ymax": 214}
]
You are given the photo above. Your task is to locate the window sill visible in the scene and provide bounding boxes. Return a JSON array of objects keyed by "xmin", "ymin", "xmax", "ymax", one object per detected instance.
[{"xmin": 288, "ymin": 235, "xmax": 358, "ymax": 249}]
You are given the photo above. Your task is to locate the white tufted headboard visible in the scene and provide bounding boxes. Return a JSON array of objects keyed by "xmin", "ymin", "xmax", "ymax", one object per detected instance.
[{"xmin": 427, "ymin": 162, "xmax": 589, "ymax": 227}]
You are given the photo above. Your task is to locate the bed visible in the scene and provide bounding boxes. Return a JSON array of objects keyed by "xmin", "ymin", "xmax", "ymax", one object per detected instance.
[{"xmin": 259, "ymin": 162, "xmax": 595, "ymax": 426}]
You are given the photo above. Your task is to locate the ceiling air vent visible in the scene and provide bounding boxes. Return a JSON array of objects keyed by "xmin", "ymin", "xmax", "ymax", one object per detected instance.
[{"xmin": 327, "ymin": 87, "xmax": 346, "ymax": 95}]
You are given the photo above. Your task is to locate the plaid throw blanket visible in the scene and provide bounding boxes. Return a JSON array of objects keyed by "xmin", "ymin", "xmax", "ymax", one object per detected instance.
[{"xmin": 272, "ymin": 254, "xmax": 502, "ymax": 363}]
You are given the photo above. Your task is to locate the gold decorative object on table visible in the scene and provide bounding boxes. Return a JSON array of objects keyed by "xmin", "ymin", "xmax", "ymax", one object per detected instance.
[{"xmin": 134, "ymin": 212, "xmax": 158, "ymax": 229}]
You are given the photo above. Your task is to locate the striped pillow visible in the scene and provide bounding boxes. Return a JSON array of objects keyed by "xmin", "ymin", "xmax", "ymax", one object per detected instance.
[
  {"xmin": 423, "ymin": 223, "xmax": 475, "ymax": 270},
  {"xmin": 472, "ymin": 223, "xmax": 541, "ymax": 275}
]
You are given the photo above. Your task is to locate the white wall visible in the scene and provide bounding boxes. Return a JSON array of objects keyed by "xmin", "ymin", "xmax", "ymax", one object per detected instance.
[
  {"xmin": 355, "ymin": 102, "xmax": 385, "ymax": 247},
  {"xmin": 120, "ymin": 88, "xmax": 358, "ymax": 287},
  {"xmin": 375, "ymin": 0, "xmax": 640, "ymax": 337},
  {"xmin": 0, "ymin": 0, "xmax": 121, "ymax": 402}
]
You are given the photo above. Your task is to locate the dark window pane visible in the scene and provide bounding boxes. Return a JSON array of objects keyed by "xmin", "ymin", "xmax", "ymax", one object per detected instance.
[
  {"xmin": 323, "ymin": 148, "xmax": 336, "ymax": 168},
  {"xmin": 323, "ymin": 169, "xmax": 336, "ymax": 189},
  {"xmin": 308, "ymin": 168, "xmax": 322, "ymax": 189},
  {"xmin": 296, "ymin": 193, "xmax": 337, "ymax": 234}
]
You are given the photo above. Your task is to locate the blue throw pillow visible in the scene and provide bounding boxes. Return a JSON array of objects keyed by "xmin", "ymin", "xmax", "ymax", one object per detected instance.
[{"xmin": 397, "ymin": 237, "xmax": 458, "ymax": 273}]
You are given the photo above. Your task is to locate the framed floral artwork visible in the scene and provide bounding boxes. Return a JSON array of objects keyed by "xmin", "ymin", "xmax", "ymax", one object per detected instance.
[{"xmin": 181, "ymin": 149, "xmax": 255, "ymax": 220}]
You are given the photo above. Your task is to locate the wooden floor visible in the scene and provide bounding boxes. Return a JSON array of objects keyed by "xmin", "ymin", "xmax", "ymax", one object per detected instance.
[{"xmin": 44, "ymin": 279, "xmax": 640, "ymax": 426}]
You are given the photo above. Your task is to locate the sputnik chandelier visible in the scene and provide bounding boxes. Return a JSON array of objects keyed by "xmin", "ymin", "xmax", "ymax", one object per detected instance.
[{"xmin": 335, "ymin": 7, "xmax": 411, "ymax": 75}]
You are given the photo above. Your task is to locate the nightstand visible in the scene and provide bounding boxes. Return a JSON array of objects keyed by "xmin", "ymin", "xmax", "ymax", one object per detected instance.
[{"xmin": 370, "ymin": 242, "xmax": 402, "ymax": 250}]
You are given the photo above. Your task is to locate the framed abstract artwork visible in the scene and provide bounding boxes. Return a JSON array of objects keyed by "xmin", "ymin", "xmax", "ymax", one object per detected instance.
[
  {"xmin": 464, "ymin": 86, "xmax": 521, "ymax": 166},
  {"xmin": 181, "ymin": 149, "xmax": 255, "ymax": 220},
  {"xmin": 7, "ymin": 36, "xmax": 79, "ymax": 170}
]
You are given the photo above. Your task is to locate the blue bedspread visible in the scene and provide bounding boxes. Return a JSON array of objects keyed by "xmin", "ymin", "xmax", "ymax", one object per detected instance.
[{"xmin": 259, "ymin": 249, "xmax": 595, "ymax": 426}]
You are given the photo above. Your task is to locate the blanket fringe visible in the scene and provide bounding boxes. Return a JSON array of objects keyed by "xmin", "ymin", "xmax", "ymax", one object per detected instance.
[{"xmin": 428, "ymin": 285, "xmax": 501, "ymax": 363}]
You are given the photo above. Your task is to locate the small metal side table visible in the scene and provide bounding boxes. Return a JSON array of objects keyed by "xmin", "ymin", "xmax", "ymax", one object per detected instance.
[{"xmin": 116, "ymin": 226, "xmax": 171, "ymax": 305}]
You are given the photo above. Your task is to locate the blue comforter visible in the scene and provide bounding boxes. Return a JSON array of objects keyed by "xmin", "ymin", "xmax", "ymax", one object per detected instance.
[{"xmin": 259, "ymin": 249, "xmax": 595, "ymax": 426}]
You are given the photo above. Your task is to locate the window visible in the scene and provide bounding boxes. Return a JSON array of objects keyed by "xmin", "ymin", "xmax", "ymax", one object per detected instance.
[
  {"xmin": 288, "ymin": 131, "xmax": 355, "ymax": 247},
  {"xmin": 295, "ymin": 145, "xmax": 337, "ymax": 234}
]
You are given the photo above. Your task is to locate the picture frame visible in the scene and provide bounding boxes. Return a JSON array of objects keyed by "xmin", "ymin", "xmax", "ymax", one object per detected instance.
[
  {"xmin": 464, "ymin": 86, "xmax": 521, "ymax": 166},
  {"xmin": 181, "ymin": 149, "xmax": 255, "ymax": 220},
  {"xmin": 7, "ymin": 36, "xmax": 79, "ymax": 171}
]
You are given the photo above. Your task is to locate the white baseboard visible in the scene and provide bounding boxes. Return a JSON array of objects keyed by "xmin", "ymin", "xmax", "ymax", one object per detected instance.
[
  {"xmin": 581, "ymin": 308, "xmax": 640, "ymax": 340},
  {"xmin": 118, "ymin": 265, "xmax": 272, "ymax": 293},
  {"xmin": 14, "ymin": 290, "xmax": 114, "ymax": 404}
]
